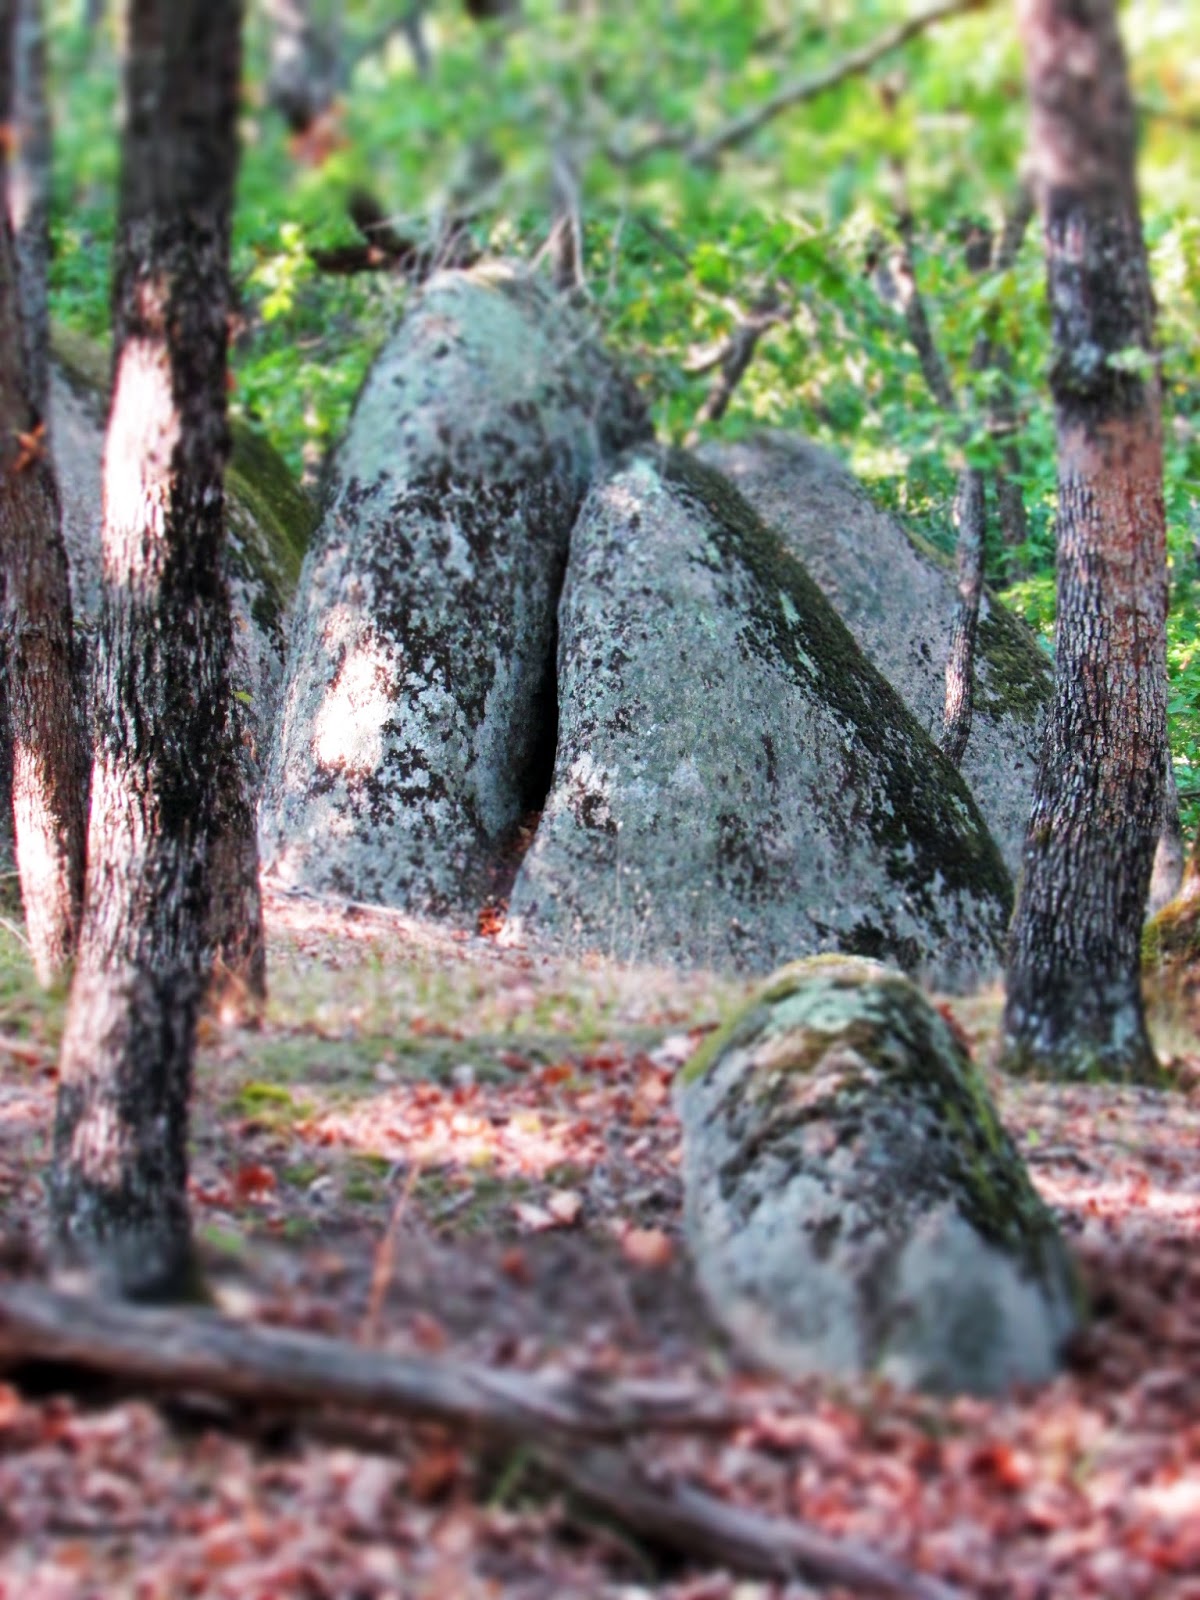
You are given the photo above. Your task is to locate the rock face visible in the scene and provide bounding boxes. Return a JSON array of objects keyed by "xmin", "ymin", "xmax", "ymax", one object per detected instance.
[
  {"xmin": 504, "ymin": 450, "xmax": 1012, "ymax": 989},
  {"xmin": 259, "ymin": 264, "xmax": 650, "ymax": 914},
  {"xmin": 49, "ymin": 334, "xmax": 313, "ymax": 771},
  {"xmin": 677, "ymin": 957, "xmax": 1082, "ymax": 1395},
  {"xmin": 698, "ymin": 433, "xmax": 1052, "ymax": 875}
]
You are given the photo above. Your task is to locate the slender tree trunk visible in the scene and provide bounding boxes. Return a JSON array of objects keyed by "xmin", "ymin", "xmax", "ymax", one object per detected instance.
[
  {"xmin": 0, "ymin": 0, "xmax": 86, "ymax": 985},
  {"xmin": 10, "ymin": 0, "xmax": 50, "ymax": 416},
  {"xmin": 51, "ymin": 0, "xmax": 247, "ymax": 1297},
  {"xmin": 999, "ymin": 0, "xmax": 1166, "ymax": 1082},
  {"xmin": 941, "ymin": 186, "xmax": 1033, "ymax": 764},
  {"xmin": 264, "ymin": 0, "xmax": 336, "ymax": 135}
]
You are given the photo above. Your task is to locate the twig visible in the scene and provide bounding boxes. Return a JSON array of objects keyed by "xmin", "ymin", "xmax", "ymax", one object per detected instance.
[
  {"xmin": 686, "ymin": 0, "xmax": 989, "ymax": 166},
  {"xmin": 685, "ymin": 291, "xmax": 792, "ymax": 442},
  {"xmin": 360, "ymin": 1159, "xmax": 422, "ymax": 1344},
  {"xmin": 1136, "ymin": 98, "xmax": 1200, "ymax": 133}
]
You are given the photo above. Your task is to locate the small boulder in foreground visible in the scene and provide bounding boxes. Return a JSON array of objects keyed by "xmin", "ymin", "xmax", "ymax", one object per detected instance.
[{"xmin": 677, "ymin": 957, "xmax": 1082, "ymax": 1395}]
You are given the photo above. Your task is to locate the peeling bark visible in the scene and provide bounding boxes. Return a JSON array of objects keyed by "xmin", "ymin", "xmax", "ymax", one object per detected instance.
[
  {"xmin": 50, "ymin": 0, "xmax": 253, "ymax": 1295},
  {"xmin": 1000, "ymin": 0, "xmax": 1166, "ymax": 1082},
  {"xmin": 0, "ymin": 0, "xmax": 85, "ymax": 985}
]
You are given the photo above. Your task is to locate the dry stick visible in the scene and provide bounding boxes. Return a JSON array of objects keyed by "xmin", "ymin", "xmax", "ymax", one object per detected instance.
[
  {"xmin": 685, "ymin": 292, "xmax": 792, "ymax": 444},
  {"xmin": 559, "ymin": 1447, "xmax": 964, "ymax": 1600},
  {"xmin": 0, "ymin": 1282, "xmax": 959, "ymax": 1600},
  {"xmin": 360, "ymin": 1158, "xmax": 422, "ymax": 1345}
]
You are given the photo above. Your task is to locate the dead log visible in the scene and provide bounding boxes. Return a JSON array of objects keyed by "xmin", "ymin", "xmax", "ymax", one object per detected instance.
[
  {"xmin": 0, "ymin": 1279, "xmax": 963, "ymax": 1598},
  {"xmin": 0, "ymin": 1280, "xmax": 730, "ymax": 1444}
]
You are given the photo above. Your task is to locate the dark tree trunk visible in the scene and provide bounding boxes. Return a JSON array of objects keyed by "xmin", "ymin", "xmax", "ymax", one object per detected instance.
[
  {"xmin": 10, "ymin": 0, "xmax": 50, "ymax": 415},
  {"xmin": 51, "ymin": 0, "xmax": 250, "ymax": 1297},
  {"xmin": 0, "ymin": 0, "xmax": 86, "ymax": 985},
  {"xmin": 999, "ymin": 0, "xmax": 1166, "ymax": 1082}
]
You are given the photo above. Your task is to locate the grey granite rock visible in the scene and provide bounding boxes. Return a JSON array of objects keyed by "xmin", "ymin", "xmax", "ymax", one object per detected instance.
[
  {"xmin": 259, "ymin": 263, "xmax": 649, "ymax": 914},
  {"xmin": 699, "ymin": 432, "xmax": 1052, "ymax": 876},
  {"xmin": 504, "ymin": 449, "xmax": 1012, "ymax": 988},
  {"xmin": 677, "ymin": 956, "xmax": 1082, "ymax": 1395}
]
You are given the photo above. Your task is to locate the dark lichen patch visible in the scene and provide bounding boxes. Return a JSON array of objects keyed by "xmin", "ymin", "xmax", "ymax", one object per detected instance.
[
  {"xmin": 974, "ymin": 606, "xmax": 1053, "ymax": 724},
  {"xmin": 658, "ymin": 449, "xmax": 1011, "ymax": 926},
  {"xmin": 685, "ymin": 959, "xmax": 1068, "ymax": 1287}
]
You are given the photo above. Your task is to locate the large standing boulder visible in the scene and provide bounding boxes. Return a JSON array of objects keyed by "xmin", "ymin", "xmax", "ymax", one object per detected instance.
[
  {"xmin": 504, "ymin": 449, "xmax": 1012, "ymax": 989},
  {"xmin": 49, "ymin": 328, "xmax": 313, "ymax": 770},
  {"xmin": 699, "ymin": 433, "xmax": 1052, "ymax": 875},
  {"xmin": 259, "ymin": 264, "xmax": 650, "ymax": 914},
  {"xmin": 677, "ymin": 957, "xmax": 1082, "ymax": 1395}
]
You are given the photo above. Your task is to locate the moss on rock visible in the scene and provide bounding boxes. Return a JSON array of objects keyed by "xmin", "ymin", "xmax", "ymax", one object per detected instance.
[
  {"xmin": 677, "ymin": 956, "xmax": 1083, "ymax": 1395},
  {"xmin": 698, "ymin": 432, "xmax": 1052, "ymax": 876}
]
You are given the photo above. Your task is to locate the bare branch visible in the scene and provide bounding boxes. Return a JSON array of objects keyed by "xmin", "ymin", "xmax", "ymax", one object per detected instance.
[
  {"xmin": 689, "ymin": 0, "xmax": 989, "ymax": 165},
  {"xmin": 686, "ymin": 292, "xmax": 791, "ymax": 442}
]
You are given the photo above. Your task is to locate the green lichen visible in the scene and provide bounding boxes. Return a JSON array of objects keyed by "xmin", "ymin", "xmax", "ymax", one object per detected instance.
[
  {"xmin": 974, "ymin": 607, "xmax": 1053, "ymax": 724},
  {"xmin": 686, "ymin": 957, "xmax": 1067, "ymax": 1278},
  {"xmin": 662, "ymin": 450, "xmax": 1013, "ymax": 920}
]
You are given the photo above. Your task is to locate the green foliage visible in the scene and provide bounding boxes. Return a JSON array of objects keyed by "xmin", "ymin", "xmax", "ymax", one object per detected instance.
[{"xmin": 43, "ymin": 0, "xmax": 1200, "ymax": 825}]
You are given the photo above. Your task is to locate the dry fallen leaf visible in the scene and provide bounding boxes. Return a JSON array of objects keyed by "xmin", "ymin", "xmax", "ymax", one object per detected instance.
[{"xmin": 621, "ymin": 1226, "xmax": 674, "ymax": 1268}]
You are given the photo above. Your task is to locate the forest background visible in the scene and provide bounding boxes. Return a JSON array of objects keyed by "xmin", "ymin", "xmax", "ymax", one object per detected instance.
[{"xmin": 48, "ymin": 0, "xmax": 1200, "ymax": 829}]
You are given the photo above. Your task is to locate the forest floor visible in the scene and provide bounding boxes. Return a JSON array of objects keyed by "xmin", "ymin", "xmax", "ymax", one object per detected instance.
[{"xmin": 0, "ymin": 891, "xmax": 1199, "ymax": 1600}]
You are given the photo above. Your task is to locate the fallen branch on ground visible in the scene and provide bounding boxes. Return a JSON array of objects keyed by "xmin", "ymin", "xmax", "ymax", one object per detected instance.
[
  {"xmin": 0, "ymin": 1280, "xmax": 732, "ymax": 1446},
  {"xmin": 0, "ymin": 1279, "xmax": 962, "ymax": 1598}
]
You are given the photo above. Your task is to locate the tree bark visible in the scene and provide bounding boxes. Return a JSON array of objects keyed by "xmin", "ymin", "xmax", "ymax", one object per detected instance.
[
  {"xmin": 0, "ymin": 0, "xmax": 86, "ymax": 985},
  {"xmin": 999, "ymin": 0, "xmax": 1166, "ymax": 1082},
  {"xmin": 50, "ymin": 0, "xmax": 250, "ymax": 1296},
  {"xmin": 10, "ymin": 0, "xmax": 50, "ymax": 416}
]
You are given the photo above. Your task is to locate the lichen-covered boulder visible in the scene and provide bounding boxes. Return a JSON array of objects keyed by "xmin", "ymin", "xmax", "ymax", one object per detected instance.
[
  {"xmin": 677, "ymin": 957, "xmax": 1082, "ymax": 1395},
  {"xmin": 504, "ymin": 449, "xmax": 1012, "ymax": 989},
  {"xmin": 698, "ymin": 433, "xmax": 1052, "ymax": 875},
  {"xmin": 259, "ymin": 264, "xmax": 650, "ymax": 914},
  {"xmin": 49, "ymin": 329, "xmax": 313, "ymax": 770}
]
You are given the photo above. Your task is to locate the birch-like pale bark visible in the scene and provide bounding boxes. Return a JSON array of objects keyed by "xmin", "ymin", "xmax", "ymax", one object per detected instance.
[{"xmin": 51, "ymin": 0, "xmax": 251, "ymax": 1295}]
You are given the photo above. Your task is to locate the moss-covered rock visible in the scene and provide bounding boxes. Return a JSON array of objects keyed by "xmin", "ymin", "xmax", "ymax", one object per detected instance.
[
  {"xmin": 699, "ymin": 433, "xmax": 1052, "ymax": 876},
  {"xmin": 258, "ymin": 264, "xmax": 650, "ymax": 915},
  {"xmin": 677, "ymin": 956, "xmax": 1082, "ymax": 1395},
  {"xmin": 48, "ymin": 329, "xmax": 313, "ymax": 772},
  {"xmin": 504, "ymin": 449, "xmax": 1012, "ymax": 988}
]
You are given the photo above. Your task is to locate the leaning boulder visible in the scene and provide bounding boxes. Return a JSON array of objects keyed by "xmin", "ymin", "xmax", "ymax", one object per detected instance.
[
  {"xmin": 505, "ymin": 450, "xmax": 1011, "ymax": 989},
  {"xmin": 699, "ymin": 433, "xmax": 1052, "ymax": 875},
  {"xmin": 49, "ymin": 327, "xmax": 313, "ymax": 769},
  {"xmin": 677, "ymin": 957, "xmax": 1082, "ymax": 1395},
  {"xmin": 259, "ymin": 264, "xmax": 650, "ymax": 914}
]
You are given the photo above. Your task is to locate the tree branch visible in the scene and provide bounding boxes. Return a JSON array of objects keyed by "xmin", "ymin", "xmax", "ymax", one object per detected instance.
[
  {"xmin": 0, "ymin": 1280, "xmax": 962, "ymax": 1600},
  {"xmin": 689, "ymin": 0, "xmax": 990, "ymax": 165},
  {"xmin": 685, "ymin": 291, "xmax": 791, "ymax": 441}
]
